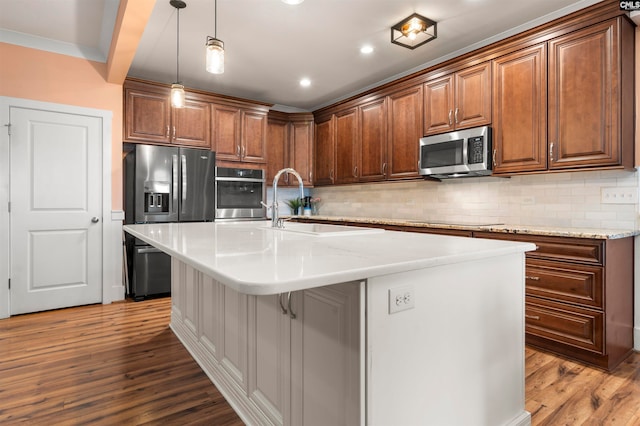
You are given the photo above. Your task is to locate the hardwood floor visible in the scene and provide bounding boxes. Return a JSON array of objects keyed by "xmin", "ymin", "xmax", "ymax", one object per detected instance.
[{"xmin": 0, "ymin": 297, "xmax": 638, "ymax": 425}]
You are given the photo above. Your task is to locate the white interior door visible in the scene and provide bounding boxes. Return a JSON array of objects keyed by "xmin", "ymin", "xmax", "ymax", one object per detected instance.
[{"xmin": 9, "ymin": 107, "xmax": 103, "ymax": 315}]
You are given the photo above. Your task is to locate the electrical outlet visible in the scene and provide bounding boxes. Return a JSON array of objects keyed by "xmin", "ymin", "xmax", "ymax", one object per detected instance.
[
  {"xmin": 601, "ymin": 187, "xmax": 638, "ymax": 204},
  {"xmin": 388, "ymin": 286, "xmax": 415, "ymax": 314}
]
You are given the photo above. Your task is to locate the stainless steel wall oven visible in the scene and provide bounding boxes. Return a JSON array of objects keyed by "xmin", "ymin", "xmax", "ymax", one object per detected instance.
[{"xmin": 215, "ymin": 167, "xmax": 266, "ymax": 220}]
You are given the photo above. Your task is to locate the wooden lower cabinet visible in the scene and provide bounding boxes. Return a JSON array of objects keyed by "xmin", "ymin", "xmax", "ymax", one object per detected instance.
[
  {"xmin": 171, "ymin": 258, "xmax": 361, "ymax": 426},
  {"xmin": 474, "ymin": 232, "xmax": 633, "ymax": 370}
]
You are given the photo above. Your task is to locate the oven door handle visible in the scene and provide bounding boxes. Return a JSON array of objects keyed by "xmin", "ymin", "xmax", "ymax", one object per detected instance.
[{"xmin": 215, "ymin": 177, "xmax": 266, "ymax": 183}]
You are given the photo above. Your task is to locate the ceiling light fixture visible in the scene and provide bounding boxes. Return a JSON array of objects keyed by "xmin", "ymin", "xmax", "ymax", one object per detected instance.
[
  {"xmin": 360, "ymin": 45, "xmax": 374, "ymax": 54},
  {"xmin": 282, "ymin": 0, "xmax": 304, "ymax": 4},
  {"xmin": 205, "ymin": 0, "xmax": 224, "ymax": 74},
  {"xmin": 300, "ymin": 78, "xmax": 311, "ymax": 87},
  {"xmin": 170, "ymin": 0, "xmax": 186, "ymax": 108},
  {"xmin": 391, "ymin": 13, "xmax": 437, "ymax": 50}
]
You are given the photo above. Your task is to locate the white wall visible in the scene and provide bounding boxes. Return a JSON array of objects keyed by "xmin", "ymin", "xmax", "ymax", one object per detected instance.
[{"xmin": 310, "ymin": 169, "xmax": 640, "ymax": 350}]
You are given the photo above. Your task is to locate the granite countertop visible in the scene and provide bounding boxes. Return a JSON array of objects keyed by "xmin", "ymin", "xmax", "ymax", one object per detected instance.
[
  {"xmin": 123, "ymin": 221, "xmax": 534, "ymax": 295},
  {"xmin": 294, "ymin": 216, "xmax": 639, "ymax": 240}
]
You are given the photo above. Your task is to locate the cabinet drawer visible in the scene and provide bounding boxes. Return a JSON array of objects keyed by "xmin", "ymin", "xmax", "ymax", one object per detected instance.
[
  {"xmin": 525, "ymin": 298, "xmax": 603, "ymax": 354},
  {"xmin": 473, "ymin": 232, "xmax": 603, "ymax": 265},
  {"xmin": 526, "ymin": 259, "xmax": 603, "ymax": 309}
]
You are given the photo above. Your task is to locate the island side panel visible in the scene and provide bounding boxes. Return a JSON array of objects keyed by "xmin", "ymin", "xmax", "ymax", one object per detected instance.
[{"xmin": 366, "ymin": 253, "xmax": 530, "ymax": 426}]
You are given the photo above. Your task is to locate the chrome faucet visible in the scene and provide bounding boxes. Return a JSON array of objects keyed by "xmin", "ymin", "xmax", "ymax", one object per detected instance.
[{"xmin": 271, "ymin": 168, "xmax": 304, "ymax": 228}]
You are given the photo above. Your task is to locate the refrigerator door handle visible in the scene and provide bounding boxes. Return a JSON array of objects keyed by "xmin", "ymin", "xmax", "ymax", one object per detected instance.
[
  {"xmin": 172, "ymin": 154, "xmax": 179, "ymax": 215},
  {"xmin": 181, "ymin": 155, "xmax": 187, "ymax": 213}
]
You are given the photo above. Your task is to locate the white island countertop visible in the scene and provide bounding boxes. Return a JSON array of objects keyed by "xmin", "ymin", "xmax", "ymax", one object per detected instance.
[{"xmin": 124, "ymin": 221, "xmax": 536, "ymax": 295}]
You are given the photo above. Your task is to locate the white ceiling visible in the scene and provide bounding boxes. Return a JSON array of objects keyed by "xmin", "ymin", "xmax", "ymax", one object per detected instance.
[{"xmin": 0, "ymin": 0, "xmax": 602, "ymax": 111}]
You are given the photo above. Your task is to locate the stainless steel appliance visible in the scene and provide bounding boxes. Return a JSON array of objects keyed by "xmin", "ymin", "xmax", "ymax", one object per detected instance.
[
  {"xmin": 419, "ymin": 126, "xmax": 492, "ymax": 179},
  {"xmin": 215, "ymin": 167, "xmax": 266, "ymax": 220},
  {"xmin": 124, "ymin": 144, "xmax": 216, "ymax": 300}
]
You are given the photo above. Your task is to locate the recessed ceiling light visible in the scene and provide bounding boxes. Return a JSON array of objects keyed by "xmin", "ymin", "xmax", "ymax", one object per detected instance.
[
  {"xmin": 300, "ymin": 78, "xmax": 311, "ymax": 87},
  {"xmin": 282, "ymin": 0, "xmax": 304, "ymax": 4},
  {"xmin": 360, "ymin": 45, "xmax": 374, "ymax": 54}
]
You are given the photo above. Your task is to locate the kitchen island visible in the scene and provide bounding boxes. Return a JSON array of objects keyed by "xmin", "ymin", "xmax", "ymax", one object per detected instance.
[{"xmin": 124, "ymin": 221, "xmax": 536, "ymax": 426}]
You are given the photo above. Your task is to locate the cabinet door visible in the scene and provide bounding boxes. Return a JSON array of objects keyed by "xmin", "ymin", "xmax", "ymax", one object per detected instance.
[
  {"xmin": 313, "ymin": 117, "xmax": 335, "ymax": 185},
  {"xmin": 124, "ymin": 87, "xmax": 171, "ymax": 144},
  {"xmin": 423, "ymin": 74, "xmax": 454, "ymax": 135},
  {"xmin": 290, "ymin": 282, "xmax": 361, "ymax": 426},
  {"xmin": 290, "ymin": 121, "xmax": 314, "ymax": 186},
  {"xmin": 242, "ymin": 110, "xmax": 268, "ymax": 163},
  {"xmin": 548, "ymin": 20, "xmax": 619, "ymax": 169},
  {"xmin": 248, "ymin": 294, "xmax": 290, "ymax": 426},
  {"xmin": 334, "ymin": 108, "xmax": 359, "ymax": 184},
  {"xmin": 213, "ymin": 105, "xmax": 241, "ymax": 161},
  {"xmin": 359, "ymin": 98, "xmax": 387, "ymax": 182},
  {"xmin": 267, "ymin": 118, "xmax": 289, "ymax": 185},
  {"xmin": 454, "ymin": 62, "xmax": 491, "ymax": 130},
  {"xmin": 492, "ymin": 44, "xmax": 547, "ymax": 174},
  {"xmin": 172, "ymin": 99, "xmax": 211, "ymax": 148},
  {"xmin": 220, "ymin": 286, "xmax": 249, "ymax": 391},
  {"xmin": 387, "ymin": 85, "xmax": 422, "ymax": 180}
]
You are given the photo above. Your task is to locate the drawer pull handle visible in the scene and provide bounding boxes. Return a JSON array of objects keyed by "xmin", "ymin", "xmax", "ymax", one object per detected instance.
[
  {"xmin": 526, "ymin": 314, "xmax": 540, "ymax": 320},
  {"xmin": 526, "ymin": 275, "xmax": 540, "ymax": 281}
]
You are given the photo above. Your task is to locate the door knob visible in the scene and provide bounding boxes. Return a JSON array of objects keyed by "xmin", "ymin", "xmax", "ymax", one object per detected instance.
[{"xmin": 91, "ymin": 217, "xmax": 100, "ymax": 223}]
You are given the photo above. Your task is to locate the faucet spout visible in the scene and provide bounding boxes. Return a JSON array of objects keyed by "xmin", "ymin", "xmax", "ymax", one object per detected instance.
[{"xmin": 272, "ymin": 168, "xmax": 304, "ymax": 228}]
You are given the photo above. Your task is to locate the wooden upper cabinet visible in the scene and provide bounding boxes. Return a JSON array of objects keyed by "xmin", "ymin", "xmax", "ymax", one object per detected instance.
[
  {"xmin": 314, "ymin": 117, "xmax": 335, "ymax": 186},
  {"xmin": 212, "ymin": 104, "xmax": 241, "ymax": 159},
  {"xmin": 171, "ymin": 99, "xmax": 211, "ymax": 147},
  {"xmin": 548, "ymin": 18, "xmax": 629, "ymax": 170},
  {"xmin": 387, "ymin": 85, "xmax": 423, "ymax": 180},
  {"xmin": 242, "ymin": 110, "xmax": 267, "ymax": 163},
  {"xmin": 289, "ymin": 119, "xmax": 314, "ymax": 186},
  {"xmin": 213, "ymin": 104, "xmax": 267, "ymax": 164},
  {"xmin": 267, "ymin": 116, "xmax": 288, "ymax": 185},
  {"xmin": 267, "ymin": 114, "xmax": 314, "ymax": 186},
  {"xmin": 424, "ymin": 62, "xmax": 491, "ymax": 135},
  {"xmin": 492, "ymin": 43, "xmax": 547, "ymax": 174},
  {"xmin": 335, "ymin": 108, "xmax": 359, "ymax": 184},
  {"xmin": 359, "ymin": 98, "xmax": 387, "ymax": 182},
  {"xmin": 124, "ymin": 80, "xmax": 210, "ymax": 148}
]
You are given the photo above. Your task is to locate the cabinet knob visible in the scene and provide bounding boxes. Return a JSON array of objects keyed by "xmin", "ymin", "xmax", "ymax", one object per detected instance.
[
  {"xmin": 549, "ymin": 143, "xmax": 554, "ymax": 162},
  {"xmin": 525, "ymin": 275, "xmax": 540, "ymax": 281},
  {"xmin": 454, "ymin": 108, "xmax": 459, "ymax": 124},
  {"xmin": 91, "ymin": 217, "xmax": 100, "ymax": 223},
  {"xmin": 382, "ymin": 162, "xmax": 387, "ymax": 176},
  {"xmin": 525, "ymin": 314, "xmax": 541, "ymax": 321},
  {"xmin": 353, "ymin": 166, "xmax": 358, "ymax": 178},
  {"xmin": 448, "ymin": 110, "xmax": 453, "ymax": 126},
  {"xmin": 492, "ymin": 149, "xmax": 497, "ymax": 167}
]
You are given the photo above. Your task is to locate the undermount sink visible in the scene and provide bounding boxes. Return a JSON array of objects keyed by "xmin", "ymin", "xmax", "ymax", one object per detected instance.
[{"xmin": 259, "ymin": 222, "xmax": 385, "ymax": 237}]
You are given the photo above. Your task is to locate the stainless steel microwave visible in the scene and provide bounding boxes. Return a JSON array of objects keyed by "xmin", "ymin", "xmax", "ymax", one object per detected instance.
[{"xmin": 419, "ymin": 126, "xmax": 493, "ymax": 179}]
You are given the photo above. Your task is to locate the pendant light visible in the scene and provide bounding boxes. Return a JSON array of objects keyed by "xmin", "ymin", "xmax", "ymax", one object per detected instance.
[
  {"xmin": 170, "ymin": 0, "xmax": 186, "ymax": 108},
  {"xmin": 205, "ymin": 0, "xmax": 224, "ymax": 74}
]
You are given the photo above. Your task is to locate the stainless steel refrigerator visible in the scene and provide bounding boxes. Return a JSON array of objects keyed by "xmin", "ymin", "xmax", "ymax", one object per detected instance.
[{"xmin": 124, "ymin": 144, "xmax": 216, "ymax": 300}]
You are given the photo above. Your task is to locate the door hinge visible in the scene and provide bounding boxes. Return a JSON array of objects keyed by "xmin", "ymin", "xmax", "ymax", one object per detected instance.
[
  {"xmin": 4, "ymin": 123, "xmax": 11, "ymax": 136},
  {"xmin": 8, "ymin": 278, "xmax": 10, "ymax": 290},
  {"xmin": 7, "ymin": 202, "xmax": 10, "ymax": 213}
]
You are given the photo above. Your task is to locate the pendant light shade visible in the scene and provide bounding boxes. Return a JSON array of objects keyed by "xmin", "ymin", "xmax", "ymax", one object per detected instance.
[
  {"xmin": 205, "ymin": 37, "xmax": 225, "ymax": 74},
  {"xmin": 170, "ymin": 0, "xmax": 186, "ymax": 108},
  {"xmin": 171, "ymin": 83, "xmax": 186, "ymax": 108},
  {"xmin": 205, "ymin": 0, "xmax": 225, "ymax": 74}
]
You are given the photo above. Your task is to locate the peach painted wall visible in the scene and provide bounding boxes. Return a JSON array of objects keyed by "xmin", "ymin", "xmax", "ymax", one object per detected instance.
[{"xmin": 0, "ymin": 42, "xmax": 123, "ymax": 209}]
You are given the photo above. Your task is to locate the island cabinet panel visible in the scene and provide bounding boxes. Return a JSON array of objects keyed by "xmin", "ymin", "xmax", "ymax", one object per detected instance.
[
  {"xmin": 473, "ymin": 232, "xmax": 633, "ymax": 371},
  {"xmin": 334, "ymin": 108, "xmax": 359, "ymax": 184},
  {"xmin": 124, "ymin": 80, "xmax": 211, "ymax": 148},
  {"xmin": 423, "ymin": 62, "xmax": 491, "ymax": 136},
  {"xmin": 548, "ymin": 17, "xmax": 633, "ymax": 170},
  {"xmin": 170, "ymin": 259, "xmax": 361, "ymax": 426},
  {"xmin": 313, "ymin": 116, "xmax": 335, "ymax": 185},
  {"xmin": 387, "ymin": 85, "xmax": 423, "ymax": 180},
  {"xmin": 492, "ymin": 44, "xmax": 547, "ymax": 174}
]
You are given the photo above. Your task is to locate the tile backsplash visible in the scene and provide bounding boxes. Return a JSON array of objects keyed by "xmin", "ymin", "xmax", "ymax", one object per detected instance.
[{"xmin": 310, "ymin": 169, "xmax": 640, "ymax": 230}]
